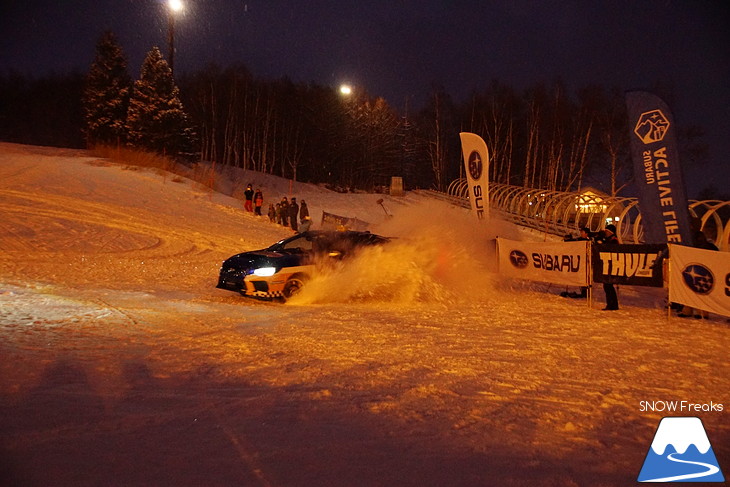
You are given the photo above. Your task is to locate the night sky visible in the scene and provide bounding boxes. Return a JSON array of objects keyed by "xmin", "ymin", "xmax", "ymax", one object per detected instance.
[{"xmin": 1, "ymin": 0, "xmax": 728, "ymax": 196}]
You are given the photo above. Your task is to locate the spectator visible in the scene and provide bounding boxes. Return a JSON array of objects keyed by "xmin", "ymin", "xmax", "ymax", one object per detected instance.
[
  {"xmin": 595, "ymin": 224, "xmax": 619, "ymax": 310},
  {"xmin": 299, "ymin": 200, "xmax": 310, "ymax": 222},
  {"xmin": 289, "ymin": 197, "xmax": 300, "ymax": 232},
  {"xmin": 268, "ymin": 203, "xmax": 276, "ymax": 223},
  {"xmin": 299, "ymin": 215, "xmax": 312, "ymax": 232},
  {"xmin": 280, "ymin": 197, "xmax": 289, "ymax": 227},
  {"xmin": 253, "ymin": 188, "xmax": 264, "ymax": 216},
  {"xmin": 275, "ymin": 203, "xmax": 282, "ymax": 225},
  {"xmin": 243, "ymin": 184, "xmax": 254, "ymax": 212}
]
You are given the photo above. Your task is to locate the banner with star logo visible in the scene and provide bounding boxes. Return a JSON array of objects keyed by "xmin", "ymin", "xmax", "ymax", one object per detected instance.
[
  {"xmin": 459, "ymin": 132, "xmax": 490, "ymax": 221},
  {"xmin": 669, "ymin": 243, "xmax": 730, "ymax": 317}
]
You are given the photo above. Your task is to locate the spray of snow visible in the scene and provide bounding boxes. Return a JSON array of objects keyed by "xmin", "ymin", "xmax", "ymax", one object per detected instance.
[{"xmin": 288, "ymin": 202, "xmax": 520, "ymax": 305}]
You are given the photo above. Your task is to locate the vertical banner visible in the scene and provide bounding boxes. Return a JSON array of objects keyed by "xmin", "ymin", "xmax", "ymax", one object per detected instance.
[
  {"xmin": 459, "ymin": 132, "xmax": 490, "ymax": 221},
  {"xmin": 625, "ymin": 91, "xmax": 693, "ymax": 245},
  {"xmin": 668, "ymin": 244, "xmax": 730, "ymax": 317}
]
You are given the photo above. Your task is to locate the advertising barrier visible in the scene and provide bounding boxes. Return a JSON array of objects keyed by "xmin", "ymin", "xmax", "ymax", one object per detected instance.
[
  {"xmin": 497, "ymin": 238, "xmax": 588, "ymax": 287},
  {"xmin": 668, "ymin": 244, "xmax": 730, "ymax": 317},
  {"xmin": 591, "ymin": 244, "xmax": 666, "ymax": 287}
]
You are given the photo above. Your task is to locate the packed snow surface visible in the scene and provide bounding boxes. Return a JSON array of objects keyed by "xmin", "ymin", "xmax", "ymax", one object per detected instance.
[{"xmin": 0, "ymin": 142, "xmax": 728, "ymax": 486}]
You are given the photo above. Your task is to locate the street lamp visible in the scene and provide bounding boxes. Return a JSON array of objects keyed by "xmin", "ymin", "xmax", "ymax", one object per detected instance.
[
  {"xmin": 339, "ymin": 84, "xmax": 353, "ymax": 96},
  {"xmin": 167, "ymin": 0, "xmax": 184, "ymax": 76}
]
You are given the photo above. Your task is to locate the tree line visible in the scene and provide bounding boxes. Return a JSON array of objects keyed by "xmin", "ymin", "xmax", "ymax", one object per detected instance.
[{"xmin": 0, "ymin": 31, "xmax": 712, "ymax": 197}]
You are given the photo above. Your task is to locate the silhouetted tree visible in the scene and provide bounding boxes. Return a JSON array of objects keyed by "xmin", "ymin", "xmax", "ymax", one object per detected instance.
[
  {"xmin": 127, "ymin": 47, "xmax": 195, "ymax": 157},
  {"xmin": 82, "ymin": 31, "xmax": 132, "ymax": 146}
]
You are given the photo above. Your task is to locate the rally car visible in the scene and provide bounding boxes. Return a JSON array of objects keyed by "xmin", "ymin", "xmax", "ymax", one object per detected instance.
[{"xmin": 216, "ymin": 230, "xmax": 390, "ymax": 301}]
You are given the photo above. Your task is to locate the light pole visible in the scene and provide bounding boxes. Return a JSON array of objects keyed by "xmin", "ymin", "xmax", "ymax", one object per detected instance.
[{"xmin": 167, "ymin": 0, "xmax": 184, "ymax": 76}]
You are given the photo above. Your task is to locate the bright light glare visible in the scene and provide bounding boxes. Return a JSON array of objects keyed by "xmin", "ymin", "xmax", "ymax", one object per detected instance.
[
  {"xmin": 253, "ymin": 267, "xmax": 276, "ymax": 277},
  {"xmin": 169, "ymin": 0, "xmax": 184, "ymax": 12},
  {"xmin": 339, "ymin": 84, "xmax": 352, "ymax": 96}
]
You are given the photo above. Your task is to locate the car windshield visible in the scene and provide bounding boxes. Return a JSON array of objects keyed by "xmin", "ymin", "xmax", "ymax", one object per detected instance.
[{"xmin": 268, "ymin": 234, "xmax": 314, "ymax": 253}]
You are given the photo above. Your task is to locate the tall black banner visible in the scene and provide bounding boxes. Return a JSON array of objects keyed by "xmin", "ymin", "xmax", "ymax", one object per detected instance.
[
  {"xmin": 591, "ymin": 244, "xmax": 667, "ymax": 287},
  {"xmin": 625, "ymin": 91, "xmax": 694, "ymax": 246}
]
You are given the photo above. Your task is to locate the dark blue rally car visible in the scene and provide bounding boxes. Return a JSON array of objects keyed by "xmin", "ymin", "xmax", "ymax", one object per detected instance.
[{"xmin": 216, "ymin": 230, "xmax": 390, "ymax": 300}]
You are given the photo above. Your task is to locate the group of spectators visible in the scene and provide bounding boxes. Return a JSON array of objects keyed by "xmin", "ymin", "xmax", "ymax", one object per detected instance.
[{"xmin": 243, "ymin": 183, "xmax": 312, "ymax": 233}]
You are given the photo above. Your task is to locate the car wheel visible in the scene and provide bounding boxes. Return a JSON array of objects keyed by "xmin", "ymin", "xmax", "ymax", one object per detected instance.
[{"xmin": 283, "ymin": 276, "xmax": 306, "ymax": 299}]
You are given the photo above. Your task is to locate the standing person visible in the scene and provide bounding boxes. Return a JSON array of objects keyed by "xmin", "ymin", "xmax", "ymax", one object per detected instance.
[
  {"xmin": 289, "ymin": 197, "xmax": 299, "ymax": 232},
  {"xmin": 299, "ymin": 215, "xmax": 312, "ymax": 232},
  {"xmin": 254, "ymin": 188, "xmax": 264, "ymax": 216},
  {"xmin": 275, "ymin": 203, "xmax": 282, "ymax": 225},
  {"xmin": 596, "ymin": 224, "xmax": 620, "ymax": 310},
  {"xmin": 268, "ymin": 203, "xmax": 276, "ymax": 223},
  {"xmin": 299, "ymin": 199, "xmax": 309, "ymax": 223},
  {"xmin": 280, "ymin": 197, "xmax": 289, "ymax": 227},
  {"xmin": 243, "ymin": 184, "xmax": 254, "ymax": 212}
]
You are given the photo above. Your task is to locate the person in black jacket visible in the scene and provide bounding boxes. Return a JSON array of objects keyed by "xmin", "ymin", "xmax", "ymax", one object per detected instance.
[
  {"xmin": 596, "ymin": 224, "xmax": 620, "ymax": 310},
  {"xmin": 289, "ymin": 197, "xmax": 300, "ymax": 232},
  {"xmin": 244, "ymin": 184, "xmax": 254, "ymax": 212}
]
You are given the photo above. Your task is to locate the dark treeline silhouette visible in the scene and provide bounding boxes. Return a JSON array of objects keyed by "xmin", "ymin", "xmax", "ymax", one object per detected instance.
[
  {"xmin": 0, "ymin": 32, "xmax": 708, "ymax": 195},
  {"xmin": 0, "ymin": 72, "xmax": 85, "ymax": 149}
]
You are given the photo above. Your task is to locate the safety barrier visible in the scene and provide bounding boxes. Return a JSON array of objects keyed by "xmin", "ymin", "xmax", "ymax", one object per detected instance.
[{"xmin": 443, "ymin": 179, "xmax": 730, "ymax": 251}]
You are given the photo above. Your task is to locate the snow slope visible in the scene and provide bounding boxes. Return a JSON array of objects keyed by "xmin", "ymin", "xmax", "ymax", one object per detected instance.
[{"xmin": 0, "ymin": 142, "xmax": 728, "ymax": 486}]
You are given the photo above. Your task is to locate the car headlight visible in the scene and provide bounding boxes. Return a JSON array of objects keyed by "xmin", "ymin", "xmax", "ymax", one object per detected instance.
[{"xmin": 253, "ymin": 266, "xmax": 277, "ymax": 277}]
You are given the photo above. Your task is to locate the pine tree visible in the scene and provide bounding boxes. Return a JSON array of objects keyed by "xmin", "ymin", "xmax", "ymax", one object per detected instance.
[
  {"xmin": 126, "ymin": 47, "xmax": 195, "ymax": 157},
  {"xmin": 83, "ymin": 31, "xmax": 132, "ymax": 146}
]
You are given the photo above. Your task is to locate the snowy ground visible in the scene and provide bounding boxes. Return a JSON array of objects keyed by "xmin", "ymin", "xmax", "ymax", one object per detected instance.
[{"xmin": 0, "ymin": 142, "xmax": 728, "ymax": 486}]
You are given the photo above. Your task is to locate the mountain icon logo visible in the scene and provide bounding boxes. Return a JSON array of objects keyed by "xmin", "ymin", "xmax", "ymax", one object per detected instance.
[
  {"xmin": 634, "ymin": 109, "xmax": 671, "ymax": 144},
  {"xmin": 638, "ymin": 417, "xmax": 725, "ymax": 482}
]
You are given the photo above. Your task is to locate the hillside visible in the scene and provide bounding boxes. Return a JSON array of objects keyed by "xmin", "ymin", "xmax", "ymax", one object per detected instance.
[{"xmin": 1, "ymin": 143, "xmax": 728, "ymax": 487}]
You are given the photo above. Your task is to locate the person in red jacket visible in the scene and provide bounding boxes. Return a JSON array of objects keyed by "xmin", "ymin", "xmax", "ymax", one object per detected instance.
[{"xmin": 253, "ymin": 188, "xmax": 264, "ymax": 216}]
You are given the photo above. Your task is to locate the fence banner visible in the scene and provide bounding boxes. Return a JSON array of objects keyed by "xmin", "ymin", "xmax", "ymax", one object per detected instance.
[
  {"xmin": 459, "ymin": 132, "xmax": 490, "ymax": 221},
  {"xmin": 320, "ymin": 211, "xmax": 370, "ymax": 231},
  {"xmin": 625, "ymin": 91, "xmax": 693, "ymax": 245},
  {"xmin": 591, "ymin": 244, "xmax": 666, "ymax": 287},
  {"xmin": 668, "ymin": 244, "xmax": 730, "ymax": 317},
  {"xmin": 497, "ymin": 238, "xmax": 588, "ymax": 286}
]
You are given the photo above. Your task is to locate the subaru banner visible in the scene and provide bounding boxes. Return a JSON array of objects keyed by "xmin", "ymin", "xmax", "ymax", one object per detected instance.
[
  {"xmin": 625, "ymin": 91, "xmax": 693, "ymax": 246},
  {"xmin": 459, "ymin": 132, "xmax": 490, "ymax": 221},
  {"xmin": 668, "ymin": 243, "xmax": 730, "ymax": 317},
  {"xmin": 497, "ymin": 238, "xmax": 589, "ymax": 287}
]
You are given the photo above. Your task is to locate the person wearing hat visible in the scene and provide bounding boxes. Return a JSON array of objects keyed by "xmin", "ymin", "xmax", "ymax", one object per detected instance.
[{"xmin": 600, "ymin": 224, "xmax": 620, "ymax": 310}]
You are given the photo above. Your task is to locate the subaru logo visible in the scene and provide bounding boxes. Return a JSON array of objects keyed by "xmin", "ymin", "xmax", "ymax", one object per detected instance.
[
  {"xmin": 468, "ymin": 150, "xmax": 483, "ymax": 180},
  {"xmin": 509, "ymin": 250, "xmax": 529, "ymax": 269},
  {"xmin": 681, "ymin": 263, "xmax": 714, "ymax": 295}
]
